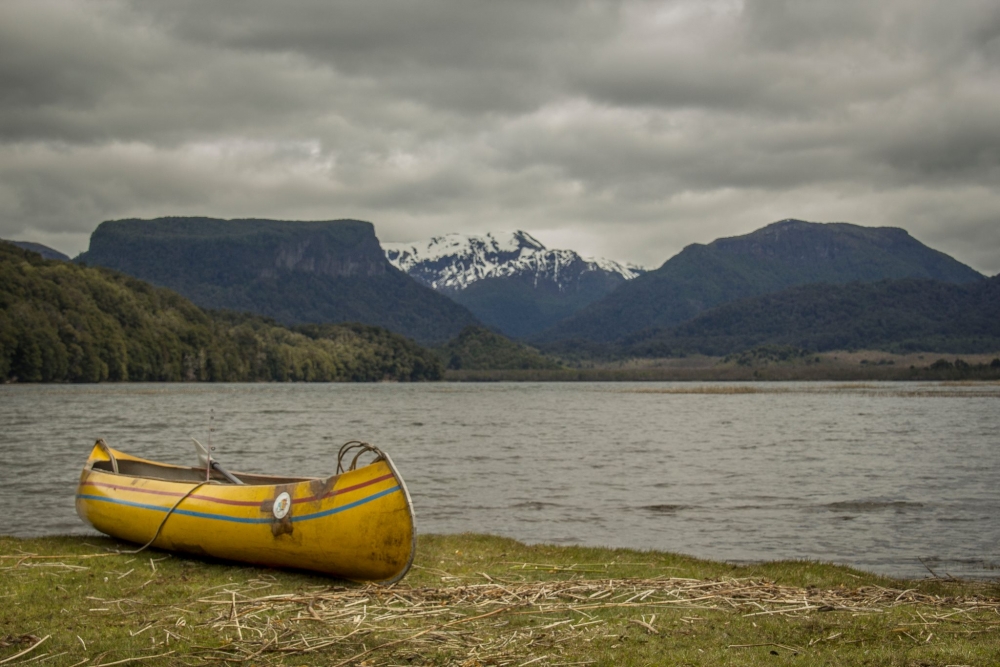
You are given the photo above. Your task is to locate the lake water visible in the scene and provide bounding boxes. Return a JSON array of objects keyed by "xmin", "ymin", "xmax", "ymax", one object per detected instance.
[{"xmin": 1, "ymin": 381, "xmax": 998, "ymax": 580}]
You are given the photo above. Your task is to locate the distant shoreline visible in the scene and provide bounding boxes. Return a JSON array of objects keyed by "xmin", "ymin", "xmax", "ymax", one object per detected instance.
[
  {"xmin": 3, "ymin": 350, "xmax": 999, "ymax": 384},
  {"xmin": 444, "ymin": 368, "xmax": 1000, "ymax": 382},
  {"xmin": 446, "ymin": 350, "xmax": 1000, "ymax": 382}
]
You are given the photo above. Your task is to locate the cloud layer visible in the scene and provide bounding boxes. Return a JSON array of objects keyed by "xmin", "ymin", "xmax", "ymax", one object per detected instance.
[{"xmin": 2, "ymin": 0, "xmax": 999, "ymax": 273}]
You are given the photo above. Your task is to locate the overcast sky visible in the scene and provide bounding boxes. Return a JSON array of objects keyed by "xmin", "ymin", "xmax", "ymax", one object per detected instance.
[{"xmin": 2, "ymin": 0, "xmax": 999, "ymax": 273}]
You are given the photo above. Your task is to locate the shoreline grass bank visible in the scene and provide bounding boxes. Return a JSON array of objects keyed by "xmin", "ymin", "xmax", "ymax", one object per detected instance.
[
  {"xmin": 446, "ymin": 350, "xmax": 1000, "ymax": 382},
  {"xmin": 3, "ymin": 534, "xmax": 998, "ymax": 666},
  {"xmin": 445, "ymin": 365, "xmax": 1000, "ymax": 382}
]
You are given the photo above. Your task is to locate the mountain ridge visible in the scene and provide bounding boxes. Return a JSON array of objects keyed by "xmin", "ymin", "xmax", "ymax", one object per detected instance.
[
  {"xmin": 5, "ymin": 240, "xmax": 69, "ymax": 262},
  {"xmin": 384, "ymin": 230, "xmax": 644, "ymax": 338},
  {"xmin": 536, "ymin": 219, "xmax": 984, "ymax": 344},
  {"xmin": 384, "ymin": 230, "xmax": 642, "ymax": 291}
]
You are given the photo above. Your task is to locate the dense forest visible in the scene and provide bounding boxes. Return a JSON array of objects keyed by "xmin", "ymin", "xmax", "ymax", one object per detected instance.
[
  {"xmin": 534, "ymin": 276, "xmax": 1000, "ymax": 362},
  {"xmin": 436, "ymin": 326, "xmax": 561, "ymax": 371},
  {"xmin": 624, "ymin": 277, "xmax": 1000, "ymax": 357},
  {"xmin": 0, "ymin": 242, "xmax": 442, "ymax": 382}
]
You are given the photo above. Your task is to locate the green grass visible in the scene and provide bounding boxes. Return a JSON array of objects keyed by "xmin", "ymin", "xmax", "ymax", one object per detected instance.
[{"xmin": 2, "ymin": 534, "xmax": 998, "ymax": 666}]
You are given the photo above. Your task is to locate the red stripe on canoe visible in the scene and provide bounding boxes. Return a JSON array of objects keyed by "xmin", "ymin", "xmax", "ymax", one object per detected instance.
[{"xmin": 78, "ymin": 473, "xmax": 396, "ymax": 507}]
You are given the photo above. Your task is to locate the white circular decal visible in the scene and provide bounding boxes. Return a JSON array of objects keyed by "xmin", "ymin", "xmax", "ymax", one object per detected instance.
[{"xmin": 273, "ymin": 492, "xmax": 292, "ymax": 519}]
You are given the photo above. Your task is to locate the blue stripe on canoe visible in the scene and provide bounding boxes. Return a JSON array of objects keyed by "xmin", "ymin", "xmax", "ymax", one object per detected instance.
[{"xmin": 76, "ymin": 485, "xmax": 402, "ymax": 524}]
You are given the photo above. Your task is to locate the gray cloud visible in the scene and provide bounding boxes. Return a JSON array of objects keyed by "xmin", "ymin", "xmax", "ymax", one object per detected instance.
[{"xmin": 1, "ymin": 0, "xmax": 998, "ymax": 274}]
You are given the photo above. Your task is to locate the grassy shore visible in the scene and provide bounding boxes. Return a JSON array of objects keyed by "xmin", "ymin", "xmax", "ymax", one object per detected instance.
[
  {"xmin": 3, "ymin": 534, "xmax": 998, "ymax": 666},
  {"xmin": 445, "ymin": 350, "xmax": 1000, "ymax": 382}
]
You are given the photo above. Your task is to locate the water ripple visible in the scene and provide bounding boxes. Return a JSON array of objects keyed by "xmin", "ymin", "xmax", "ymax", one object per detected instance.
[{"xmin": 1, "ymin": 381, "xmax": 998, "ymax": 579}]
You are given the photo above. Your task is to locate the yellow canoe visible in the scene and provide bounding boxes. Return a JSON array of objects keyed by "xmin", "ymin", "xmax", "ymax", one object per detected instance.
[{"xmin": 75, "ymin": 439, "xmax": 416, "ymax": 582}]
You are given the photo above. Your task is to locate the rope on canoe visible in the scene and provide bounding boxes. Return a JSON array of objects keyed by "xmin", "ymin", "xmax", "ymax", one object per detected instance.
[
  {"xmin": 111, "ymin": 441, "xmax": 384, "ymax": 554},
  {"xmin": 116, "ymin": 481, "xmax": 211, "ymax": 555},
  {"xmin": 337, "ymin": 441, "xmax": 385, "ymax": 474}
]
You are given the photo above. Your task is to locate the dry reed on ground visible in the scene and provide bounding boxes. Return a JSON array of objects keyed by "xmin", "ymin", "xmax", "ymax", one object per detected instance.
[
  {"xmin": 125, "ymin": 574, "xmax": 998, "ymax": 665},
  {"xmin": 5, "ymin": 545, "xmax": 1000, "ymax": 666}
]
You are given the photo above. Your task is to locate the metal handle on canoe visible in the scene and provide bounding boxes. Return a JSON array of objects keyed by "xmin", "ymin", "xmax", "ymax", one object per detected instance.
[
  {"xmin": 192, "ymin": 437, "xmax": 244, "ymax": 485},
  {"xmin": 337, "ymin": 441, "xmax": 385, "ymax": 473}
]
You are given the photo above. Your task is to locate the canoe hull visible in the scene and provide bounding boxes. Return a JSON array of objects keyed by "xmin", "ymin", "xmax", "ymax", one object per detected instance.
[{"xmin": 76, "ymin": 443, "xmax": 415, "ymax": 582}]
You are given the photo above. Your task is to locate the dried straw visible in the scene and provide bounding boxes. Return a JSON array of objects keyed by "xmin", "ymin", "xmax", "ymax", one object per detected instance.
[{"xmin": 165, "ymin": 576, "xmax": 998, "ymax": 664}]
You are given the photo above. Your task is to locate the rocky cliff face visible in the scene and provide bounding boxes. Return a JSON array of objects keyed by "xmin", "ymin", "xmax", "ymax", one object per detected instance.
[
  {"xmin": 77, "ymin": 217, "xmax": 479, "ymax": 344},
  {"xmin": 81, "ymin": 217, "xmax": 388, "ymax": 286},
  {"xmin": 271, "ymin": 239, "xmax": 387, "ymax": 278}
]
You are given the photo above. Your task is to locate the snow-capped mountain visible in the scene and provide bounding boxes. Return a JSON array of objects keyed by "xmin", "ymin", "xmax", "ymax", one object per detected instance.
[
  {"xmin": 383, "ymin": 231, "xmax": 644, "ymax": 338},
  {"xmin": 384, "ymin": 231, "xmax": 642, "ymax": 292}
]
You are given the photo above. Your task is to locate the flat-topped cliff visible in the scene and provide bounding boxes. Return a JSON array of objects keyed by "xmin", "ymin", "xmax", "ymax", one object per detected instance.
[{"xmin": 78, "ymin": 217, "xmax": 479, "ymax": 344}]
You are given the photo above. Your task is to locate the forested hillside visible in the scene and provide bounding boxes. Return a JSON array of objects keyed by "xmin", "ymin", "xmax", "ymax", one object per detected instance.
[
  {"xmin": 436, "ymin": 326, "xmax": 561, "ymax": 371},
  {"xmin": 0, "ymin": 242, "xmax": 442, "ymax": 382},
  {"xmin": 624, "ymin": 277, "xmax": 1000, "ymax": 357}
]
